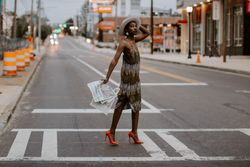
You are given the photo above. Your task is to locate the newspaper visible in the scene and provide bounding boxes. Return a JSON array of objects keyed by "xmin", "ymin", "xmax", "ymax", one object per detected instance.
[
  {"xmin": 87, "ymin": 80, "xmax": 119, "ymax": 113},
  {"xmin": 87, "ymin": 80, "xmax": 116, "ymax": 103}
]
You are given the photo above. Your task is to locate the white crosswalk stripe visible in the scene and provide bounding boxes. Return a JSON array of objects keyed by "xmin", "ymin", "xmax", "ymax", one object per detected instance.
[
  {"xmin": 32, "ymin": 109, "xmax": 175, "ymax": 114},
  {"xmin": 0, "ymin": 128, "xmax": 249, "ymax": 162},
  {"xmin": 156, "ymin": 131, "xmax": 199, "ymax": 159}
]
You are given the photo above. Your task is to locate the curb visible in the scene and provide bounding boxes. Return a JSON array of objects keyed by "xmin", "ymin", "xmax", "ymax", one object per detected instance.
[
  {"xmin": 141, "ymin": 57, "xmax": 250, "ymax": 76},
  {"xmin": 0, "ymin": 51, "xmax": 45, "ymax": 133},
  {"xmin": 75, "ymin": 38, "xmax": 250, "ymax": 76}
]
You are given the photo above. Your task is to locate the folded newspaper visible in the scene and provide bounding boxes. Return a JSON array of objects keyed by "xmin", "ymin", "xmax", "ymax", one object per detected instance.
[{"xmin": 87, "ymin": 80, "xmax": 119, "ymax": 113}]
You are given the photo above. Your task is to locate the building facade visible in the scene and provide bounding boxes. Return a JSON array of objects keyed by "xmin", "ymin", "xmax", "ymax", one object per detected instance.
[{"xmin": 177, "ymin": 0, "xmax": 250, "ymax": 56}]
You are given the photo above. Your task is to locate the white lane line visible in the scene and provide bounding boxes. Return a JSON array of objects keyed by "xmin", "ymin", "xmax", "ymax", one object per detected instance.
[
  {"xmin": 42, "ymin": 131, "xmax": 58, "ymax": 158},
  {"xmin": 156, "ymin": 132, "xmax": 199, "ymax": 159},
  {"xmin": 105, "ymin": 69, "xmax": 149, "ymax": 74},
  {"xmin": 11, "ymin": 128, "xmax": 250, "ymax": 132},
  {"xmin": 141, "ymin": 83, "xmax": 208, "ymax": 86},
  {"xmin": 7, "ymin": 130, "xmax": 31, "ymax": 159},
  {"xmin": 32, "ymin": 109, "xmax": 163, "ymax": 114},
  {"xmin": 1, "ymin": 156, "xmax": 247, "ymax": 161},
  {"xmin": 72, "ymin": 55, "xmax": 159, "ymax": 111},
  {"xmin": 139, "ymin": 131, "xmax": 168, "ymax": 159},
  {"xmin": 235, "ymin": 90, "xmax": 250, "ymax": 94},
  {"xmin": 240, "ymin": 129, "xmax": 250, "ymax": 136},
  {"xmin": 32, "ymin": 109, "xmax": 175, "ymax": 114}
]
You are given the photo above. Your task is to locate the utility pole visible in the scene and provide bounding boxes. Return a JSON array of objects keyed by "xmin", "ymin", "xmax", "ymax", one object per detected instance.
[
  {"xmin": 37, "ymin": 0, "xmax": 41, "ymax": 52},
  {"xmin": 0, "ymin": 0, "xmax": 3, "ymax": 34},
  {"xmin": 150, "ymin": 0, "xmax": 154, "ymax": 54},
  {"xmin": 222, "ymin": 0, "xmax": 227, "ymax": 63},
  {"xmin": 12, "ymin": 0, "xmax": 17, "ymax": 38},
  {"xmin": 30, "ymin": 0, "xmax": 34, "ymax": 45}
]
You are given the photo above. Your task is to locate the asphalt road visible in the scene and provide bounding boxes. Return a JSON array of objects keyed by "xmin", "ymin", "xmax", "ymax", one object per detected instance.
[{"xmin": 0, "ymin": 36, "xmax": 250, "ymax": 167}]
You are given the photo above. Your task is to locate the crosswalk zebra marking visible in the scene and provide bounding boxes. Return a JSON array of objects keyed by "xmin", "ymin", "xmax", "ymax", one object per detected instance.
[
  {"xmin": 0, "ymin": 128, "xmax": 249, "ymax": 162},
  {"xmin": 139, "ymin": 131, "xmax": 168, "ymax": 159},
  {"xmin": 42, "ymin": 131, "xmax": 58, "ymax": 158},
  {"xmin": 156, "ymin": 131, "xmax": 199, "ymax": 159},
  {"xmin": 7, "ymin": 130, "xmax": 31, "ymax": 159},
  {"xmin": 32, "ymin": 109, "xmax": 175, "ymax": 114}
]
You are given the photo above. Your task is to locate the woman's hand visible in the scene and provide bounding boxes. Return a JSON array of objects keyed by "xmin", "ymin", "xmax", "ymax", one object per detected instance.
[{"xmin": 102, "ymin": 78, "xmax": 109, "ymax": 84}]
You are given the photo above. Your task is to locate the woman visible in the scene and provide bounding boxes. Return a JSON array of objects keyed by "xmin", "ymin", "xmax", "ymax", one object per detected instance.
[{"xmin": 102, "ymin": 17, "xmax": 150, "ymax": 146}]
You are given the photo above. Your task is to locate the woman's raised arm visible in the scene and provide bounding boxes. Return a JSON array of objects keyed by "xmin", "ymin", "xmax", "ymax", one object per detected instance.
[
  {"xmin": 103, "ymin": 41, "xmax": 125, "ymax": 84},
  {"xmin": 135, "ymin": 25, "xmax": 150, "ymax": 43}
]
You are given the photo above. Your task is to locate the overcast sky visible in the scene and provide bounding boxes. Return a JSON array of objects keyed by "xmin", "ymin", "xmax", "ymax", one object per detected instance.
[{"xmin": 6, "ymin": 0, "xmax": 177, "ymax": 24}]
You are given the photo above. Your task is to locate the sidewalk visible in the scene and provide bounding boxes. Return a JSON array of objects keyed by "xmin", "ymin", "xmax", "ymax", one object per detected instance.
[
  {"xmin": 142, "ymin": 53, "xmax": 250, "ymax": 75},
  {"xmin": 76, "ymin": 37, "xmax": 250, "ymax": 75},
  {"xmin": 0, "ymin": 47, "xmax": 46, "ymax": 131}
]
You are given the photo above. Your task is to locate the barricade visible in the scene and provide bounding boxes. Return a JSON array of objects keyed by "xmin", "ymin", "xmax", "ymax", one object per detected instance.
[
  {"xmin": 16, "ymin": 49, "xmax": 26, "ymax": 71},
  {"xmin": 29, "ymin": 47, "xmax": 35, "ymax": 61},
  {"xmin": 3, "ymin": 51, "xmax": 17, "ymax": 76},
  {"xmin": 24, "ymin": 48, "xmax": 30, "ymax": 66}
]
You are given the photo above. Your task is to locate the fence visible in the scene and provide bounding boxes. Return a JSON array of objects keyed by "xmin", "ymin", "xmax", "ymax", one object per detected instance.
[{"xmin": 0, "ymin": 36, "xmax": 29, "ymax": 60}]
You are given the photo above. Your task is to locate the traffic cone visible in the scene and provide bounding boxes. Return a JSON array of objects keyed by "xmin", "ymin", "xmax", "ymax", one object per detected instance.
[{"xmin": 196, "ymin": 50, "xmax": 201, "ymax": 64}]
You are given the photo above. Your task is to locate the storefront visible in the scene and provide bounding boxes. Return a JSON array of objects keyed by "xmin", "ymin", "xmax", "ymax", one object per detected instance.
[
  {"xmin": 225, "ymin": 0, "xmax": 249, "ymax": 55},
  {"xmin": 177, "ymin": 0, "xmax": 250, "ymax": 56}
]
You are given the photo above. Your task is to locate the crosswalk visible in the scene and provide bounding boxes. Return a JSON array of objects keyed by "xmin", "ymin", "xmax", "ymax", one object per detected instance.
[{"xmin": 0, "ymin": 128, "xmax": 249, "ymax": 162}]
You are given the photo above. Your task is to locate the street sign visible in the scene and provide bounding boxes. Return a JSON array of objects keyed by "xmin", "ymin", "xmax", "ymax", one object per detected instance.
[{"xmin": 98, "ymin": 21, "xmax": 115, "ymax": 31}]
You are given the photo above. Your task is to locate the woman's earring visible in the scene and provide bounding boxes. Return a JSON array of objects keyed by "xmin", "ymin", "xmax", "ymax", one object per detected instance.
[{"xmin": 126, "ymin": 32, "xmax": 129, "ymax": 36}]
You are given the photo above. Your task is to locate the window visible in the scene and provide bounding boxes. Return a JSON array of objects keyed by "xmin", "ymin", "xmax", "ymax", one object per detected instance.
[
  {"xmin": 226, "ymin": 9, "xmax": 231, "ymax": 47},
  {"xmin": 206, "ymin": 14, "xmax": 212, "ymax": 47},
  {"xmin": 233, "ymin": 6, "xmax": 243, "ymax": 47},
  {"xmin": 121, "ymin": 0, "xmax": 126, "ymax": 16},
  {"xmin": 193, "ymin": 25, "xmax": 201, "ymax": 52}
]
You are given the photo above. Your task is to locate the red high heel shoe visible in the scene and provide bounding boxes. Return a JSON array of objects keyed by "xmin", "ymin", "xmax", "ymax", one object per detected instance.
[
  {"xmin": 105, "ymin": 130, "xmax": 119, "ymax": 146},
  {"xmin": 128, "ymin": 131, "xmax": 143, "ymax": 144}
]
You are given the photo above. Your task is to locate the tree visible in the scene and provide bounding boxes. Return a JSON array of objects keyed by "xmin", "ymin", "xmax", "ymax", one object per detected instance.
[
  {"xmin": 41, "ymin": 24, "xmax": 52, "ymax": 41},
  {"xmin": 63, "ymin": 18, "xmax": 74, "ymax": 35},
  {"xmin": 16, "ymin": 16, "xmax": 29, "ymax": 38}
]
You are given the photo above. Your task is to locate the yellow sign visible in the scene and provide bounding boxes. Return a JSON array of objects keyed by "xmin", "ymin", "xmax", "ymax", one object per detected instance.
[
  {"xmin": 96, "ymin": 6, "xmax": 113, "ymax": 13},
  {"xmin": 90, "ymin": 0, "xmax": 114, "ymax": 3}
]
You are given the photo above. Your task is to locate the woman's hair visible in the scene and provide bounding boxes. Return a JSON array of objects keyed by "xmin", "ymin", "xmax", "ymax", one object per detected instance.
[{"xmin": 124, "ymin": 21, "xmax": 137, "ymax": 36}]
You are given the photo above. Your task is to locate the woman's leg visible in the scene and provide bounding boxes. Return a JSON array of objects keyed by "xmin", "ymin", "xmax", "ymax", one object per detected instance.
[
  {"xmin": 131, "ymin": 110, "xmax": 140, "ymax": 135},
  {"xmin": 110, "ymin": 103, "xmax": 125, "ymax": 140}
]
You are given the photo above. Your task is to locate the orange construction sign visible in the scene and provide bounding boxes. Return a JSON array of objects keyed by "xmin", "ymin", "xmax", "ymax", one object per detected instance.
[
  {"xmin": 98, "ymin": 21, "xmax": 115, "ymax": 31},
  {"xmin": 90, "ymin": 0, "xmax": 114, "ymax": 3},
  {"xmin": 97, "ymin": 6, "xmax": 112, "ymax": 13}
]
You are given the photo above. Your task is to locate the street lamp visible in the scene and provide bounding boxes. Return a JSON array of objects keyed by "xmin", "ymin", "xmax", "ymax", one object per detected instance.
[{"xmin": 186, "ymin": 6, "xmax": 193, "ymax": 59}]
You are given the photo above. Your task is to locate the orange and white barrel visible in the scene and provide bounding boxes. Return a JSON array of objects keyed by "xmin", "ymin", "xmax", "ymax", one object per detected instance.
[
  {"xmin": 29, "ymin": 47, "xmax": 35, "ymax": 61},
  {"xmin": 16, "ymin": 50, "xmax": 26, "ymax": 71},
  {"xmin": 24, "ymin": 48, "xmax": 30, "ymax": 66},
  {"xmin": 3, "ymin": 51, "xmax": 17, "ymax": 76}
]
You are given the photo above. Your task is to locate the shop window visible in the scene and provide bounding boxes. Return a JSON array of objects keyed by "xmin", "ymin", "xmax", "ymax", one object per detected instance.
[
  {"xmin": 206, "ymin": 14, "xmax": 212, "ymax": 47},
  {"xmin": 193, "ymin": 25, "xmax": 201, "ymax": 52},
  {"xmin": 233, "ymin": 6, "xmax": 243, "ymax": 47},
  {"xmin": 226, "ymin": 9, "xmax": 231, "ymax": 47}
]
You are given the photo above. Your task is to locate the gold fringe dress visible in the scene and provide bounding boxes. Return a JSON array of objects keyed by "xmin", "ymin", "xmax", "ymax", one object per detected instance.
[{"xmin": 115, "ymin": 44, "xmax": 141, "ymax": 112}]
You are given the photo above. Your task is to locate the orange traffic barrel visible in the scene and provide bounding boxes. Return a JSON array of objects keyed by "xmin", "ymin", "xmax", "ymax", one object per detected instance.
[
  {"xmin": 24, "ymin": 48, "xmax": 30, "ymax": 66},
  {"xmin": 16, "ymin": 49, "xmax": 26, "ymax": 71},
  {"xmin": 3, "ymin": 51, "xmax": 17, "ymax": 76},
  {"xmin": 29, "ymin": 47, "xmax": 35, "ymax": 61}
]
